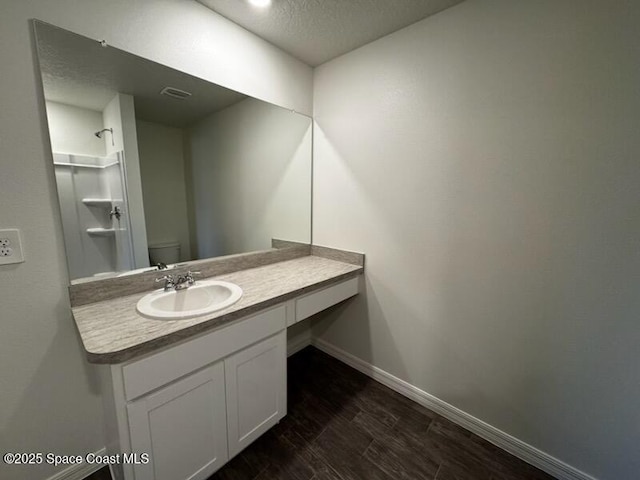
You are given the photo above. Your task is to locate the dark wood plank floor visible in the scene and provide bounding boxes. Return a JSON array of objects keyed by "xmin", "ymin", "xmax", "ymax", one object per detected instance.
[
  {"xmin": 211, "ymin": 347, "xmax": 554, "ymax": 480},
  {"xmin": 86, "ymin": 466, "xmax": 112, "ymax": 480},
  {"xmin": 87, "ymin": 346, "xmax": 555, "ymax": 480}
]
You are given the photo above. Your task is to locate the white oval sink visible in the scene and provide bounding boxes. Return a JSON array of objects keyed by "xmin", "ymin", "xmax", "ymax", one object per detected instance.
[{"xmin": 136, "ymin": 279, "xmax": 243, "ymax": 320}]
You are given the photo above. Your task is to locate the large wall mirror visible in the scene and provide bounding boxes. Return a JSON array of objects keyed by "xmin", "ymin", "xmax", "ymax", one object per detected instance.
[{"xmin": 33, "ymin": 21, "xmax": 312, "ymax": 283}]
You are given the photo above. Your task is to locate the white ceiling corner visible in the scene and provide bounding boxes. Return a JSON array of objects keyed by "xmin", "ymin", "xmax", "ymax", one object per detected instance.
[{"xmin": 197, "ymin": 0, "xmax": 467, "ymax": 66}]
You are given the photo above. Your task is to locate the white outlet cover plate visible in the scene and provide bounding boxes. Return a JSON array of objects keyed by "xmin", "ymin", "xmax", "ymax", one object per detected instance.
[{"xmin": 0, "ymin": 229, "xmax": 25, "ymax": 265}]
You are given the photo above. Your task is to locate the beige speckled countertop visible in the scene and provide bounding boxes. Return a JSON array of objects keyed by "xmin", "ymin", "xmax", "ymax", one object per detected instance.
[{"xmin": 72, "ymin": 256, "xmax": 363, "ymax": 364}]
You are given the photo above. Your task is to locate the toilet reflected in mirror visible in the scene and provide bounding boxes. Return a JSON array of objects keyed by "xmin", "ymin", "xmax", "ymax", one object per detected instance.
[{"xmin": 148, "ymin": 242, "xmax": 181, "ymax": 267}]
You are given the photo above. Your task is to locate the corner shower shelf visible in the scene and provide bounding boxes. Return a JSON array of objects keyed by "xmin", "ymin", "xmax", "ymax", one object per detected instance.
[
  {"xmin": 54, "ymin": 161, "xmax": 119, "ymax": 169},
  {"xmin": 82, "ymin": 198, "xmax": 114, "ymax": 207},
  {"xmin": 87, "ymin": 228, "xmax": 116, "ymax": 237}
]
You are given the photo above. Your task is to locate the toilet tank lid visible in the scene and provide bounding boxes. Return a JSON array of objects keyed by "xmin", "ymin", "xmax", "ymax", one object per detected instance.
[{"xmin": 149, "ymin": 241, "xmax": 180, "ymax": 249}]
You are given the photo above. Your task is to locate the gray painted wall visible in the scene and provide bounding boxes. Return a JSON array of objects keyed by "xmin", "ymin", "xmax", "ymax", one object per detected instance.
[
  {"xmin": 312, "ymin": 1, "xmax": 640, "ymax": 479},
  {"xmin": 0, "ymin": 1, "xmax": 311, "ymax": 479},
  {"xmin": 137, "ymin": 120, "xmax": 192, "ymax": 262},
  {"xmin": 188, "ymin": 98, "xmax": 312, "ymax": 258},
  {"xmin": 45, "ymin": 102, "xmax": 105, "ymax": 157}
]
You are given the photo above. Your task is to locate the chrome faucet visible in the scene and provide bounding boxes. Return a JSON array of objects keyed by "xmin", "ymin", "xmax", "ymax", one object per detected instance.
[{"xmin": 156, "ymin": 271, "xmax": 200, "ymax": 291}]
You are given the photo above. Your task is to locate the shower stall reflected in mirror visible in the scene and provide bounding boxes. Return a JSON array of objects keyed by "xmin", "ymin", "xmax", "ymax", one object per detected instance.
[{"xmin": 53, "ymin": 150, "xmax": 136, "ymax": 280}]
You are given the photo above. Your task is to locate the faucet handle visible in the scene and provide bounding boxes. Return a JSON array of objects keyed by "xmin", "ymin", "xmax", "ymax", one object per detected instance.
[
  {"xmin": 186, "ymin": 271, "xmax": 201, "ymax": 285},
  {"xmin": 155, "ymin": 274, "xmax": 175, "ymax": 282},
  {"xmin": 155, "ymin": 274, "xmax": 175, "ymax": 291}
]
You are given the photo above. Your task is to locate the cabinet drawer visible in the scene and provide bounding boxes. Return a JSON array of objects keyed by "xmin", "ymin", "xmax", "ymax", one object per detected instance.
[
  {"xmin": 123, "ymin": 305, "xmax": 286, "ymax": 400},
  {"xmin": 294, "ymin": 277, "xmax": 359, "ymax": 324}
]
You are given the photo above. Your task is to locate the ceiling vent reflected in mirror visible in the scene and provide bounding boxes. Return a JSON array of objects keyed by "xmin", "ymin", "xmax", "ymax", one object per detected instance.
[{"xmin": 160, "ymin": 86, "xmax": 192, "ymax": 100}]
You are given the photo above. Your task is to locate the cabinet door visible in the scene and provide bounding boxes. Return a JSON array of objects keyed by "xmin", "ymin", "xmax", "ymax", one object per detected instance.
[
  {"xmin": 127, "ymin": 362, "xmax": 228, "ymax": 480},
  {"xmin": 225, "ymin": 330, "xmax": 287, "ymax": 458}
]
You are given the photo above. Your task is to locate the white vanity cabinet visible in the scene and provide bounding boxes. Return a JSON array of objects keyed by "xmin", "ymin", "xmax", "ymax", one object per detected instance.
[
  {"xmin": 98, "ymin": 275, "xmax": 361, "ymax": 480},
  {"xmin": 101, "ymin": 305, "xmax": 287, "ymax": 480}
]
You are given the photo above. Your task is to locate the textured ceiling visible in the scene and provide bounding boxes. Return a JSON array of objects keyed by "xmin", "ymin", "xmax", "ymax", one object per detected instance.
[
  {"xmin": 35, "ymin": 22, "xmax": 247, "ymax": 128},
  {"xmin": 197, "ymin": 0, "xmax": 467, "ymax": 66}
]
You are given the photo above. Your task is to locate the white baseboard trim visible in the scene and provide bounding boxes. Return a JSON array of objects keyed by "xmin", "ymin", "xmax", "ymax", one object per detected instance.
[
  {"xmin": 45, "ymin": 447, "xmax": 106, "ymax": 480},
  {"xmin": 312, "ymin": 338, "xmax": 597, "ymax": 480},
  {"xmin": 287, "ymin": 334, "xmax": 311, "ymax": 357}
]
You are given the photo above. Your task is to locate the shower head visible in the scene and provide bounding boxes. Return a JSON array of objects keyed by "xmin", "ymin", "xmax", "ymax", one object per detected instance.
[{"xmin": 95, "ymin": 128, "xmax": 113, "ymax": 138}]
